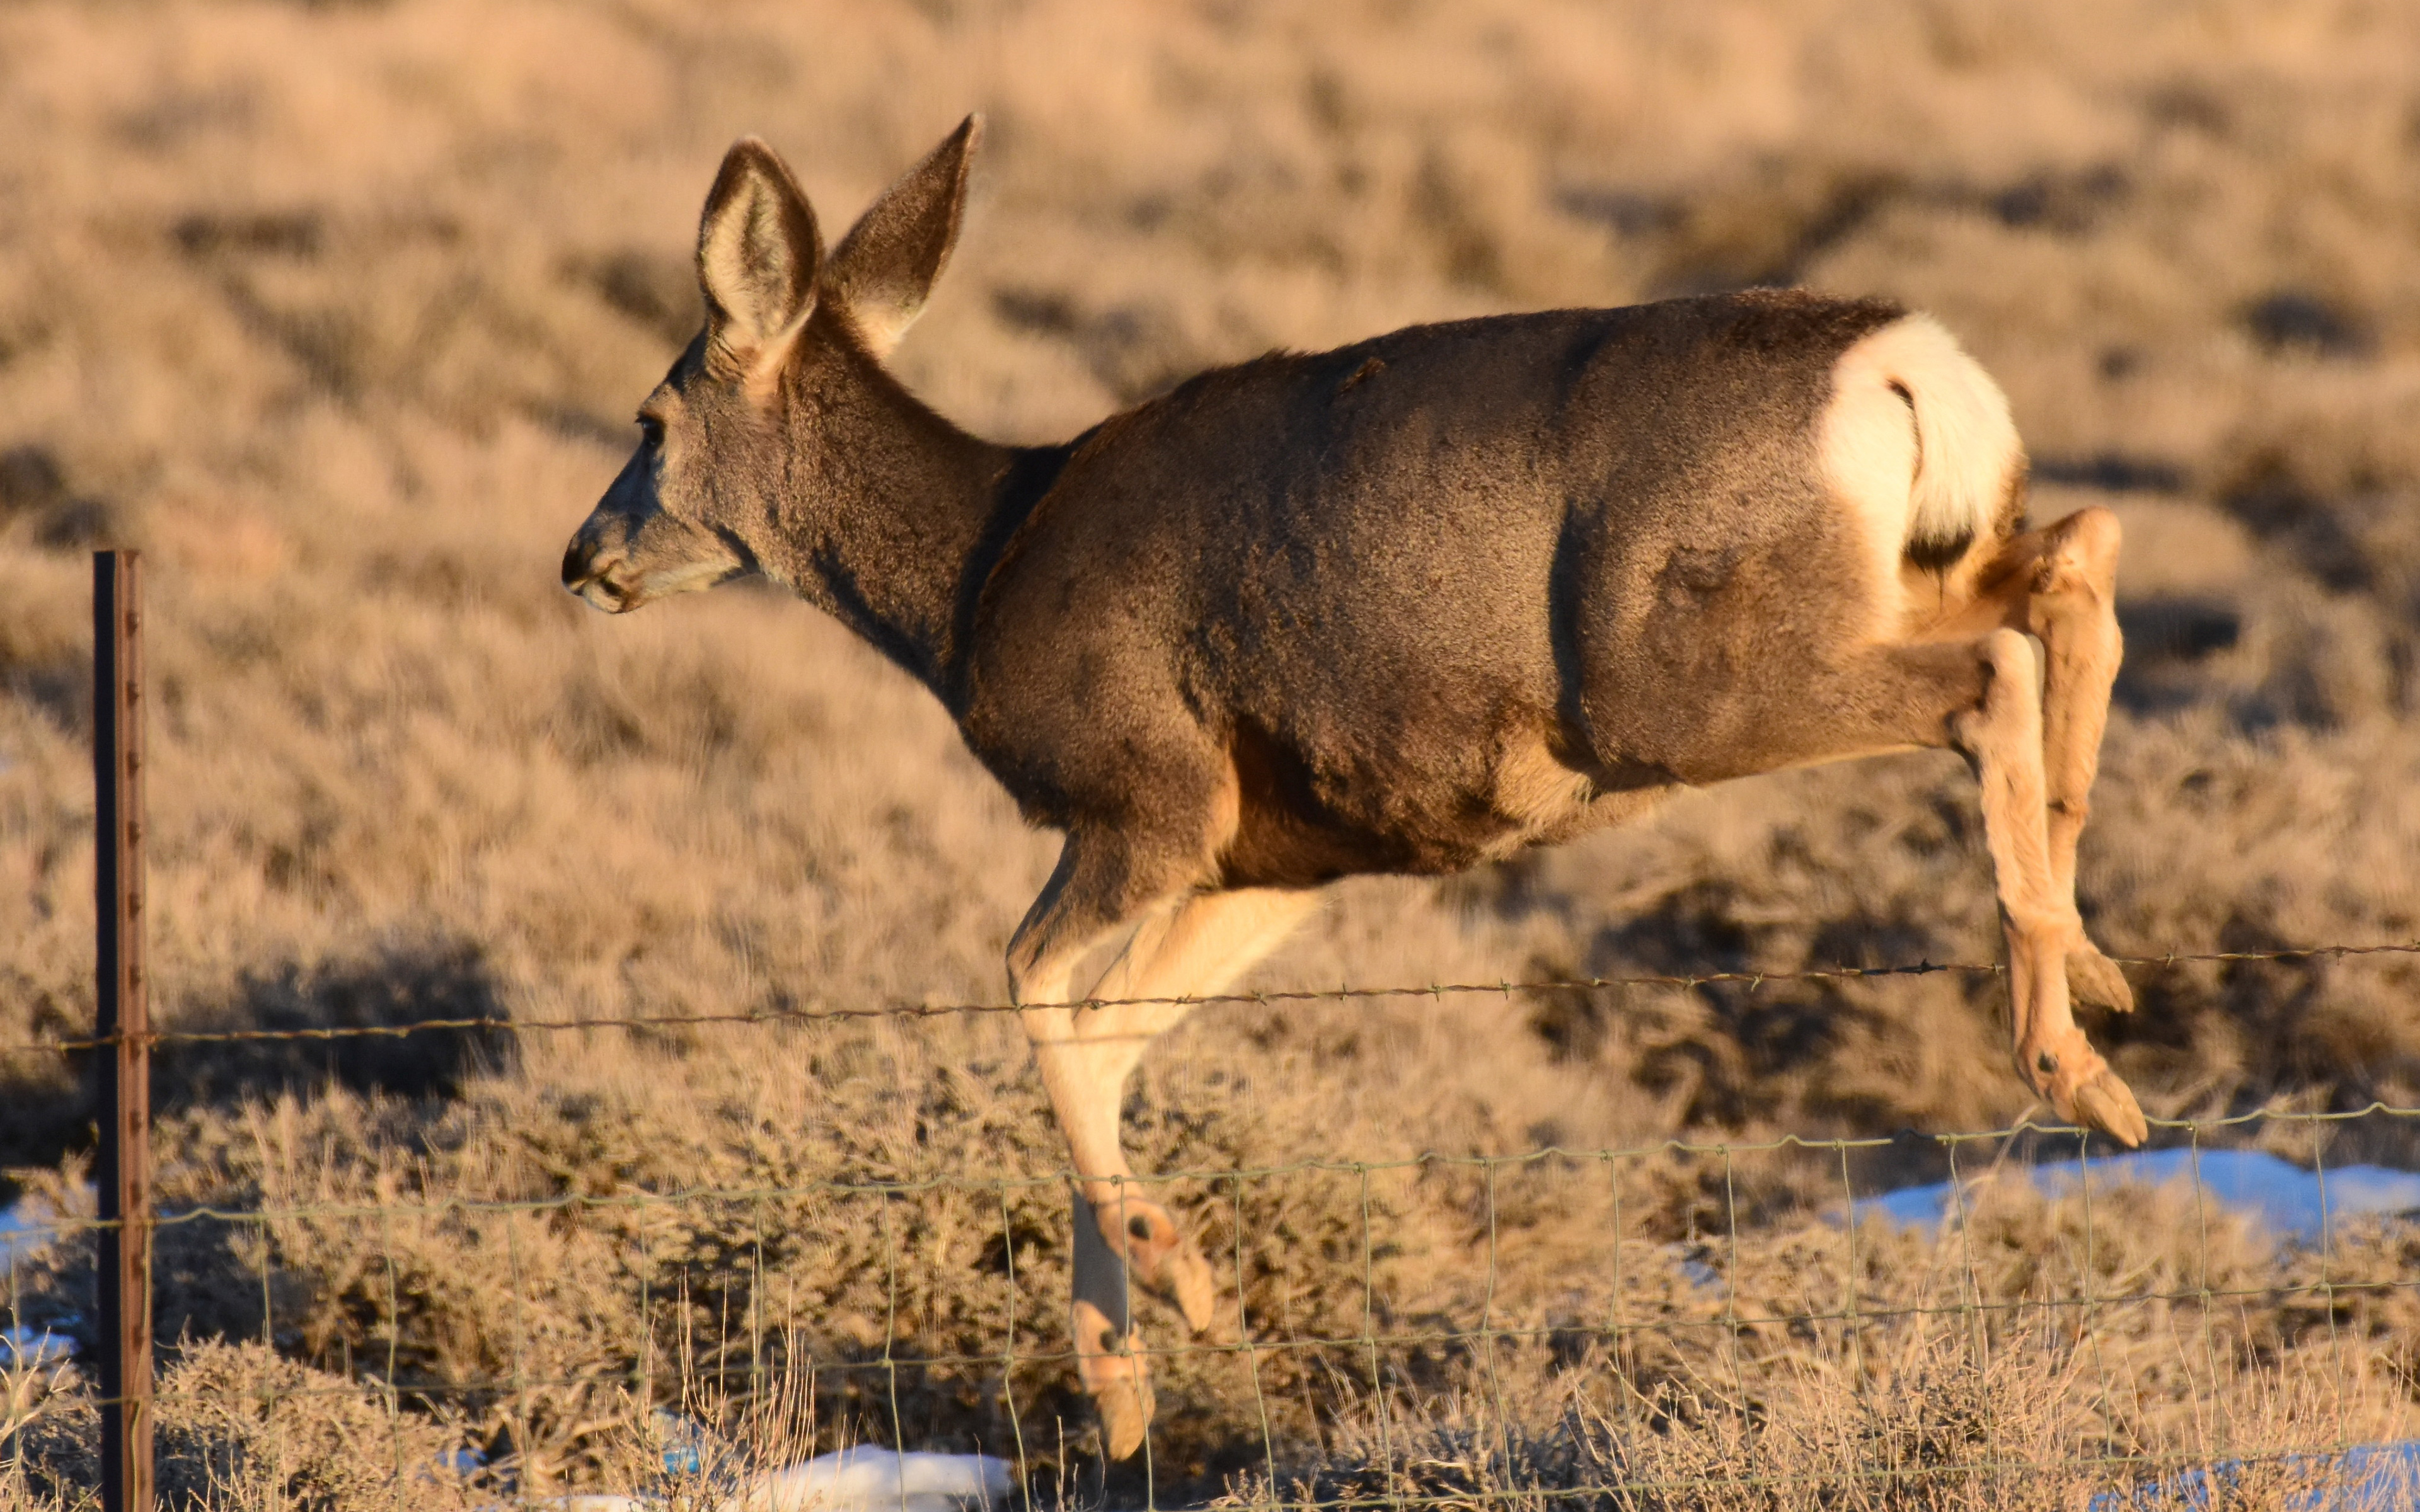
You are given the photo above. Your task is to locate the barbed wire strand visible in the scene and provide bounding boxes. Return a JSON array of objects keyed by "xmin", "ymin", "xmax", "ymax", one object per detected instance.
[{"xmin": 5, "ymin": 938, "xmax": 2418, "ymax": 1058}]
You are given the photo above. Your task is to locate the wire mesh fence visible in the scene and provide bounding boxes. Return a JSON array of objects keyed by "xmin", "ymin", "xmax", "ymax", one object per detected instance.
[{"xmin": 6, "ymin": 952, "xmax": 2420, "ymax": 1510}]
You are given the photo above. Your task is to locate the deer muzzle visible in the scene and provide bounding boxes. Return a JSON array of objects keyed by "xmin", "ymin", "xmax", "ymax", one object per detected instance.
[{"xmin": 560, "ymin": 535, "xmax": 640, "ymax": 612}]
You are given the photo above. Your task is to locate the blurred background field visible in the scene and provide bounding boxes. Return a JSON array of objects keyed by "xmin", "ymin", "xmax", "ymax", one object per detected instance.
[{"xmin": 4, "ymin": 1, "xmax": 2420, "ymax": 1506}]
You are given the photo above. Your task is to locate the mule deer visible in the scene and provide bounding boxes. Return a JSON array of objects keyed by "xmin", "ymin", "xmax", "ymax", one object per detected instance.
[{"xmin": 562, "ymin": 118, "xmax": 2145, "ymax": 1458}]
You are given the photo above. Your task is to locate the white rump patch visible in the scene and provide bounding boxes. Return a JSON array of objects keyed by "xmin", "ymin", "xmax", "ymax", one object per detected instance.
[{"xmin": 1819, "ymin": 313, "xmax": 2023, "ymax": 614}]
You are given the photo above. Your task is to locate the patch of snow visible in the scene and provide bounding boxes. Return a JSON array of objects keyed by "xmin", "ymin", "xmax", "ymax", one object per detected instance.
[
  {"xmin": 1, "ymin": 1196, "xmax": 71, "ymax": 1269},
  {"xmin": 3, "ymin": 1324, "xmax": 74, "ymax": 1366},
  {"xmin": 726, "ymin": 1449, "xmax": 1014, "ymax": 1512},
  {"xmin": 652, "ymin": 1409, "xmax": 712, "ymax": 1476},
  {"xmin": 499, "ymin": 1449, "xmax": 1013, "ymax": 1512},
  {"xmin": 1858, "ymin": 1148, "xmax": 2420, "ymax": 1243},
  {"xmin": 2090, "ymin": 1438, "xmax": 2420, "ymax": 1509},
  {"xmin": 3, "ymin": 1198, "xmax": 76, "ymax": 1367}
]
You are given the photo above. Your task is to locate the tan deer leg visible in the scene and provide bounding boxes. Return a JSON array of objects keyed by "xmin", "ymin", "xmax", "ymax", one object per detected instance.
[
  {"xmin": 1009, "ymin": 847, "xmax": 1321, "ymax": 1458},
  {"xmin": 1078, "ymin": 887, "xmax": 1320, "ymax": 1330},
  {"xmin": 1006, "ymin": 840, "xmax": 1187, "ymax": 1462},
  {"xmin": 1952, "ymin": 628, "xmax": 2147, "ymax": 1145},
  {"xmin": 2019, "ymin": 507, "xmax": 2133, "ymax": 1014}
]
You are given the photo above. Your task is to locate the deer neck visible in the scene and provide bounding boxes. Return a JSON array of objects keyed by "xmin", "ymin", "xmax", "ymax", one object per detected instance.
[{"xmin": 763, "ymin": 345, "xmax": 1061, "ymax": 707}]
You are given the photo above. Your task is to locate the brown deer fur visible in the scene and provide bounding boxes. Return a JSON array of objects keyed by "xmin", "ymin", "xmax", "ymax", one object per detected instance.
[{"xmin": 562, "ymin": 119, "xmax": 2143, "ymax": 1459}]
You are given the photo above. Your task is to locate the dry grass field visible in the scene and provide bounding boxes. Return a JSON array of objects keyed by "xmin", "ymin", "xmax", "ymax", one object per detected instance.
[{"xmin": 7, "ymin": 0, "xmax": 2420, "ymax": 1506}]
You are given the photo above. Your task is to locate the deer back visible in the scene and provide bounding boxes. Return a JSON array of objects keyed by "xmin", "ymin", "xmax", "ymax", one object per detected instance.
[{"xmin": 960, "ymin": 291, "xmax": 1982, "ymax": 883}]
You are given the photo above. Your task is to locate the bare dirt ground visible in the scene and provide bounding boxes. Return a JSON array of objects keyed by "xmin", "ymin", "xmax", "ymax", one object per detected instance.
[{"xmin": 5, "ymin": 1, "xmax": 2420, "ymax": 1506}]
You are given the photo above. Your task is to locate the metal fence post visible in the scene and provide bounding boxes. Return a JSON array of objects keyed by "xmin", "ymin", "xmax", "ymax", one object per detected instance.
[{"xmin": 94, "ymin": 549, "xmax": 154, "ymax": 1512}]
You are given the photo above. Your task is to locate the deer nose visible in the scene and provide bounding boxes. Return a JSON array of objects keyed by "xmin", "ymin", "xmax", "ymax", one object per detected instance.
[
  {"xmin": 563, "ymin": 532, "xmax": 640, "ymax": 612},
  {"xmin": 561, "ymin": 537, "xmax": 600, "ymax": 590}
]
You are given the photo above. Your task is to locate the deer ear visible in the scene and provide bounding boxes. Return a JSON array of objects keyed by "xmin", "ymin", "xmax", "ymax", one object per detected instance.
[
  {"xmin": 697, "ymin": 138, "xmax": 822, "ymax": 371},
  {"xmin": 822, "ymin": 115, "xmax": 982, "ymax": 358}
]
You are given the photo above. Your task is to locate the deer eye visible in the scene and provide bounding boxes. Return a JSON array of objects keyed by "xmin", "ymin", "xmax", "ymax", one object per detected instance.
[{"xmin": 637, "ymin": 415, "xmax": 666, "ymax": 449}]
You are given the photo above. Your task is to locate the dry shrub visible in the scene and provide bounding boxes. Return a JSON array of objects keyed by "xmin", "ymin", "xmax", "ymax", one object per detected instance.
[
  {"xmin": 1, "ymin": 1340, "xmax": 481, "ymax": 1512},
  {"xmin": 1226, "ymin": 1326, "xmax": 2412, "ymax": 1512},
  {"xmin": 1214, "ymin": 1184, "xmax": 2420, "ymax": 1511},
  {"xmin": 13, "ymin": 1056, "xmax": 2420, "ymax": 1505}
]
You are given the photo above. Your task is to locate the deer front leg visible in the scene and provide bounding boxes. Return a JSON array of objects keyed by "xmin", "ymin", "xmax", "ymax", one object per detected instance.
[
  {"xmin": 1954, "ymin": 628, "xmax": 2147, "ymax": 1146},
  {"xmin": 1008, "ymin": 840, "xmax": 1192, "ymax": 1460},
  {"xmin": 1068, "ymin": 887, "xmax": 1321, "ymax": 1337},
  {"xmin": 2022, "ymin": 506, "xmax": 2133, "ymax": 1014},
  {"xmin": 1068, "ymin": 1186, "xmax": 1155, "ymax": 1463},
  {"xmin": 1019, "ymin": 993, "xmax": 1200, "ymax": 1463},
  {"xmin": 1011, "ymin": 840, "xmax": 1322, "ymax": 1458}
]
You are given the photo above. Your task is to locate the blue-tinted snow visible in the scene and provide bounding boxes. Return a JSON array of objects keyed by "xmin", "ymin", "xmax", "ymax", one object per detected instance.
[
  {"xmin": 1861, "ymin": 1151, "xmax": 2420, "ymax": 1506},
  {"xmin": 0, "ymin": 1197, "xmax": 69, "ymax": 1268},
  {"xmin": 1857, "ymin": 1147, "xmax": 2420, "ymax": 1241},
  {"xmin": 2091, "ymin": 1440, "xmax": 2420, "ymax": 1509}
]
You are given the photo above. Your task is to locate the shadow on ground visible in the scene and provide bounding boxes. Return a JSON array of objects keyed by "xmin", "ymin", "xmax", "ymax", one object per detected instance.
[{"xmin": 0, "ymin": 937, "xmax": 512, "ymax": 1170}]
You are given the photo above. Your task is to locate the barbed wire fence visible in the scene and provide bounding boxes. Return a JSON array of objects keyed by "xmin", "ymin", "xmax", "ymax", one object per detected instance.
[
  {"xmin": 13, "ymin": 936, "xmax": 2420, "ymax": 1055},
  {"xmin": 6, "ymin": 954, "xmax": 2420, "ymax": 1509},
  {"xmin": 11, "ymin": 551, "xmax": 2420, "ymax": 1509}
]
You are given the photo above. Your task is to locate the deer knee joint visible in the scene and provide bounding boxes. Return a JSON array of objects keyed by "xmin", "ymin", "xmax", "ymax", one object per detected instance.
[
  {"xmin": 2032, "ymin": 508, "xmax": 2121, "ymax": 599},
  {"xmin": 1982, "ymin": 625, "xmax": 2038, "ymax": 677},
  {"xmin": 2052, "ymin": 504, "xmax": 2123, "ymax": 563}
]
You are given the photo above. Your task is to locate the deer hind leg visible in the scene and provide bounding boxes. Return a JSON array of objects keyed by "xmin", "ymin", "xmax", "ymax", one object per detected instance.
[
  {"xmin": 1008, "ymin": 838, "xmax": 1320, "ymax": 1459},
  {"xmin": 1954, "ymin": 627, "xmax": 2148, "ymax": 1146},
  {"xmin": 1757, "ymin": 631, "xmax": 2145, "ymax": 1143},
  {"xmin": 2014, "ymin": 507, "xmax": 2133, "ymax": 1014}
]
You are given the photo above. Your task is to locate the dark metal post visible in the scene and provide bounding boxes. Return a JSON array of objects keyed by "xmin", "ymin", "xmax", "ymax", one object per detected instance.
[{"xmin": 93, "ymin": 550, "xmax": 153, "ymax": 1512}]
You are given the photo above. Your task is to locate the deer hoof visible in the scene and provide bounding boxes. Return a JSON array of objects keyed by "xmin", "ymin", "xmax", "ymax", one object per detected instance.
[
  {"xmin": 2066, "ymin": 1070, "xmax": 2148, "ymax": 1148},
  {"xmin": 1073, "ymin": 1300, "xmax": 1155, "ymax": 1460},
  {"xmin": 2066, "ymin": 942, "xmax": 2135, "ymax": 1014}
]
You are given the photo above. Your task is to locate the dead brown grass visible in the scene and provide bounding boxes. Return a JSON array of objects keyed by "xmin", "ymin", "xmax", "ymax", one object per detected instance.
[
  {"xmin": 18, "ymin": 1101, "xmax": 2420, "ymax": 1508},
  {"xmin": 6, "ymin": 0, "xmax": 2420, "ymax": 1505}
]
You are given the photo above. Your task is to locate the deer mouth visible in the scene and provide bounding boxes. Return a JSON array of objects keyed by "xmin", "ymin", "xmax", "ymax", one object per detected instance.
[
  {"xmin": 571, "ymin": 572, "xmax": 645, "ymax": 613},
  {"xmin": 574, "ymin": 576, "xmax": 641, "ymax": 612},
  {"xmin": 561, "ymin": 542, "xmax": 643, "ymax": 612}
]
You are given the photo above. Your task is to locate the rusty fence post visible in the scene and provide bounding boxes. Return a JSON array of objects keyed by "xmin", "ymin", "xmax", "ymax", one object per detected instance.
[{"xmin": 93, "ymin": 549, "xmax": 153, "ymax": 1512}]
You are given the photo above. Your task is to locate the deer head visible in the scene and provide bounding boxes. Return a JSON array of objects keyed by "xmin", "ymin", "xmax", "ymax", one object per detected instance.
[{"xmin": 562, "ymin": 117, "xmax": 982, "ymax": 613}]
